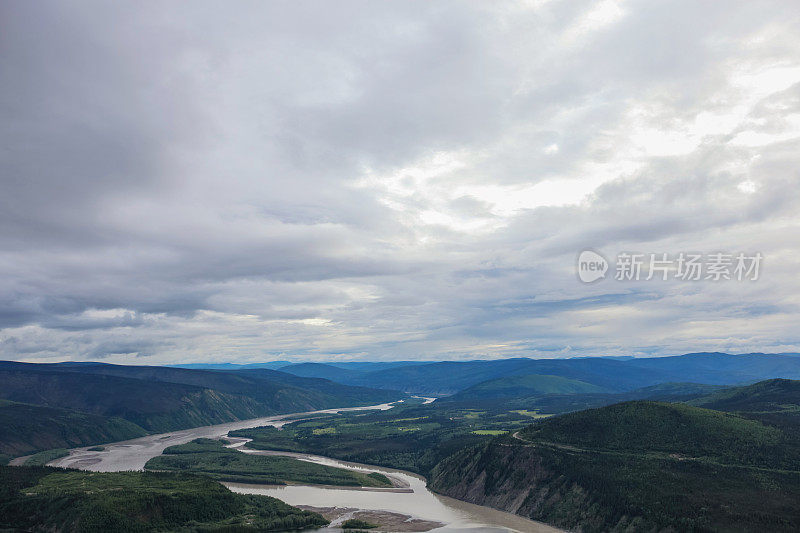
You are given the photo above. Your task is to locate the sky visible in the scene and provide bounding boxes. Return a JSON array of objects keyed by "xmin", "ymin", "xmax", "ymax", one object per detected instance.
[{"xmin": 1, "ymin": 0, "xmax": 799, "ymax": 364}]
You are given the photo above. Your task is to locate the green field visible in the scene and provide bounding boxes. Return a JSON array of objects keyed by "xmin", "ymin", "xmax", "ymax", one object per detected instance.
[
  {"xmin": 511, "ymin": 409, "xmax": 551, "ymax": 418},
  {"xmin": 229, "ymin": 403, "xmax": 538, "ymax": 476},
  {"xmin": 145, "ymin": 438, "xmax": 393, "ymax": 487}
]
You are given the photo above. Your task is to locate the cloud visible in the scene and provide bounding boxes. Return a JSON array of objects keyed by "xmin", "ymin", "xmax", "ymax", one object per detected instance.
[{"xmin": 1, "ymin": 0, "xmax": 799, "ymax": 363}]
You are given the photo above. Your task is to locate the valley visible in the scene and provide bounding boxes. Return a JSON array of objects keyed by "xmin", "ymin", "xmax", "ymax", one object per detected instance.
[
  {"xmin": 4, "ymin": 5, "xmax": 798, "ymax": 531},
  {"xmin": 8, "ymin": 398, "xmax": 561, "ymax": 532},
  {"xmin": 4, "ymin": 354, "xmax": 800, "ymax": 532}
]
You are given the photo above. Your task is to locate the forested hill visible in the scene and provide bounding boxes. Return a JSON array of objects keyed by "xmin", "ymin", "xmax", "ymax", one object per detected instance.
[
  {"xmin": 429, "ymin": 380, "xmax": 800, "ymax": 532},
  {"xmin": 442, "ymin": 373, "xmax": 607, "ymax": 402},
  {"xmin": 0, "ymin": 400, "xmax": 147, "ymax": 458},
  {"xmin": 691, "ymin": 378, "xmax": 800, "ymax": 414},
  {"xmin": 7, "ymin": 361, "xmax": 399, "ymax": 408},
  {"xmin": 0, "ymin": 361, "xmax": 400, "ymax": 461},
  {"xmin": 0, "ymin": 466, "xmax": 328, "ymax": 531}
]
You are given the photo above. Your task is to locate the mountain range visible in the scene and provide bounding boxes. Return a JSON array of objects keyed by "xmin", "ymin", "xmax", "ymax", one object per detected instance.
[
  {"xmin": 4, "ymin": 352, "xmax": 800, "ymax": 464},
  {"xmin": 0, "ymin": 361, "xmax": 399, "ymax": 459},
  {"xmin": 278, "ymin": 352, "xmax": 800, "ymax": 395}
]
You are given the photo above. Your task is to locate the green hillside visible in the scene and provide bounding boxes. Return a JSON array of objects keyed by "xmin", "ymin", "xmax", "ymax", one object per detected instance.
[
  {"xmin": 342, "ymin": 357, "xmax": 667, "ymax": 395},
  {"xmin": 519, "ymin": 401, "xmax": 798, "ymax": 468},
  {"xmin": 430, "ymin": 392, "xmax": 800, "ymax": 532},
  {"xmin": 47, "ymin": 362, "xmax": 398, "ymax": 409},
  {"xmin": 0, "ymin": 400, "xmax": 146, "ymax": 457},
  {"xmin": 0, "ymin": 368, "xmax": 268, "ymax": 433},
  {"xmin": 520, "ymin": 401, "xmax": 777, "ymax": 450},
  {"xmin": 439, "ymin": 381, "xmax": 724, "ymax": 417},
  {"xmin": 0, "ymin": 362, "xmax": 400, "ymax": 460},
  {"xmin": 0, "ymin": 466, "xmax": 327, "ymax": 532},
  {"xmin": 443, "ymin": 373, "xmax": 606, "ymax": 401},
  {"xmin": 278, "ymin": 362, "xmax": 362, "ymax": 381},
  {"xmin": 691, "ymin": 378, "xmax": 800, "ymax": 415},
  {"xmin": 622, "ymin": 381, "xmax": 725, "ymax": 401}
]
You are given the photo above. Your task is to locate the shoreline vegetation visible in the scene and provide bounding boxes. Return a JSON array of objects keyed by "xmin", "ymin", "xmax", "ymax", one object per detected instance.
[
  {"xmin": 0, "ymin": 360, "xmax": 400, "ymax": 460},
  {"xmin": 227, "ymin": 400, "xmax": 541, "ymax": 477},
  {"xmin": 4, "ymin": 358, "xmax": 800, "ymax": 532},
  {"xmin": 229, "ymin": 379, "xmax": 800, "ymax": 533},
  {"xmin": 22, "ymin": 448, "xmax": 70, "ymax": 466},
  {"xmin": 144, "ymin": 438, "xmax": 395, "ymax": 488},
  {"xmin": 0, "ymin": 465, "xmax": 329, "ymax": 532},
  {"xmin": 429, "ymin": 386, "xmax": 800, "ymax": 533}
]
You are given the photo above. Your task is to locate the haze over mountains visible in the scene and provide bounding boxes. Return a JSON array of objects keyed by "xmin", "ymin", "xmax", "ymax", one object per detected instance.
[
  {"xmin": 4, "ymin": 353, "xmax": 800, "ymax": 532},
  {"xmin": 3, "ymin": 351, "xmax": 798, "ymax": 461},
  {"xmin": 2, "ymin": 353, "xmax": 798, "ymax": 449},
  {"xmin": 277, "ymin": 352, "xmax": 800, "ymax": 395}
]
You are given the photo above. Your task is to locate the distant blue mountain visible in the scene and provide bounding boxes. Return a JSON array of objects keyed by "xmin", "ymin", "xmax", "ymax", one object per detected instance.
[
  {"xmin": 168, "ymin": 362, "xmax": 293, "ymax": 370},
  {"xmin": 325, "ymin": 361, "xmax": 424, "ymax": 372},
  {"xmin": 278, "ymin": 362, "xmax": 361, "ymax": 381},
  {"xmin": 624, "ymin": 352, "xmax": 800, "ymax": 385},
  {"xmin": 169, "ymin": 361, "xmax": 420, "ymax": 373},
  {"xmin": 316, "ymin": 353, "xmax": 800, "ymax": 396},
  {"xmin": 160, "ymin": 353, "xmax": 800, "ymax": 396}
]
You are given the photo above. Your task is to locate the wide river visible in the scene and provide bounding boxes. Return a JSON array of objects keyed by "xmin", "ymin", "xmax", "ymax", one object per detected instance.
[{"xmin": 48, "ymin": 400, "xmax": 561, "ymax": 533}]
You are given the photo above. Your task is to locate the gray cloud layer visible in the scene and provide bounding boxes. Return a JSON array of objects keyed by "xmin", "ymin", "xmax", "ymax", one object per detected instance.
[{"xmin": 1, "ymin": 0, "xmax": 799, "ymax": 363}]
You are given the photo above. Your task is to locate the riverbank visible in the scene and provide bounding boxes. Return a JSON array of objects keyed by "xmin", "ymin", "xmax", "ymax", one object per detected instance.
[
  {"xmin": 36, "ymin": 400, "xmax": 560, "ymax": 532},
  {"xmin": 46, "ymin": 401, "xmax": 400, "ymax": 471},
  {"xmin": 300, "ymin": 506, "xmax": 444, "ymax": 531},
  {"xmin": 224, "ymin": 443, "xmax": 562, "ymax": 532}
]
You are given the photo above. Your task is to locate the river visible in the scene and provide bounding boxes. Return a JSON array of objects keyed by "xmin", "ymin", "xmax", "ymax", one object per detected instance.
[{"xmin": 46, "ymin": 399, "xmax": 561, "ymax": 533}]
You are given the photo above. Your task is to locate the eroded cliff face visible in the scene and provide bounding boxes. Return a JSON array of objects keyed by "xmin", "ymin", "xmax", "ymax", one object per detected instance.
[
  {"xmin": 431, "ymin": 397, "xmax": 800, "ymax": 533},
  {"xmin": 428, "ymin": 439, "xmax": 638, "ymax": 533},
  {"xmin": 431, "ymin": 441, "xmax": 545, "ymax": 512}
]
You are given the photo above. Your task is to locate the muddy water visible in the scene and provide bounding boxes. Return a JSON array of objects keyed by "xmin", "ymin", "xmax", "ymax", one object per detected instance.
[
  {"xmin": 47, "ymin": 401, "xmax": 400, "ymax": 471},
  {"xmin": 46, "ymin": 399, "xmax": 560, "ymax": 533},
  {"xmin": 226, "ymin": 452, "xmax": 561, "ymax": 533}
]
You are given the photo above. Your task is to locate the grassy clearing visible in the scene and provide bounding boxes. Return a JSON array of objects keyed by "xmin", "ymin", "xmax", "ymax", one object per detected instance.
[
  {"xmin": 229, "ymin": 403, "xmax": 539, "ymax": 476},
  {"xmin": 512, "ymin": 409, "xmax": 551, "ymax": 418}
]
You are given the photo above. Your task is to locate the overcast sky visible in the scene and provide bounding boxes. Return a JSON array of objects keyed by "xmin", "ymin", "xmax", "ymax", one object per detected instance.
[{"xmin": 2, "ymin": 0, "xmax": 799, "ymax": 364}]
